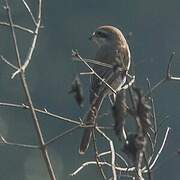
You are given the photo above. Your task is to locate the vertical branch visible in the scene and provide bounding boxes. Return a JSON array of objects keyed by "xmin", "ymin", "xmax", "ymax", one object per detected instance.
[
  {"xmin": 96, "ymin": 128, "xmax": 117, "ymax": 180},
  {"xmin": 4, "ymin": 0, "xmax": 56, "ymax": 180},
  {"xmin": 92, "ymin": 130, "xmax": 107, "ymax": 179},
  {"xmin": 22, "ymin": 0, "xmax": 42, "ymax": 70},
  {"xmin": 11, "ymin": 0, "xmax": 42, "ymax": 78}
]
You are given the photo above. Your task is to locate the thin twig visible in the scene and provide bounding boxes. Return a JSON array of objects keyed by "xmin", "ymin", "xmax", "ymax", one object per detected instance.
[
  {"xmin": 148, "ymin": 52, "xmax": 180, "ymax": 94},
  {"xmin": 148, "ymin": 78, "xmax": 166, "ymax": 94},
  {"xmin": 0, "ymin": 102, "xmax": 80, "ymax": 125},
  {"xmin": 96, "ymin": 127, "xmax": 117, "ymax": 180},
  {"xmin": 11, "ymin": 0, "xmax": 42, "ymax": 78},
  {"xmin": 99, "ymin": 151, "xmax": 128, "ymax": 168},
  {"xmin": 147, "ymin": 127, "xmax": 171, "ymax": 171},
  {"xmin": 72, "ymin": 50, "xmax": 117, "ymax": 94},
  {"xmin": 21, "ymin": 0, "xmax": 37, "ymax": 25},
  {"xmin": 70, "ymin": 161, "xmax": 110, "ymax": 176},
  {"xmin": 71, "ymin": 160, "xmax": 136, "ymax": 176},
  {"xmin": 73, "ymin": 56, "xmax": 113, "ymax": 68},
  {"xmin": 80, "ymin": 71, "xmax": 94, "ymax": 75},
  {"xmin": 166, "ymin": 51, "xmax": 175, "ymax": 79},
  {"xmin": 0, "ymin": 135, "xmax": 39, "ymax": 149},
  {"xmin": 0, "ymin": 102, "xmax": 112, "ymax": 129},
  {"xmin": 1, "ymin": 126, "xmax": 80, "ymax": 149},
  {"xmin": 92, "ymin": 130, "xmax": 107, "ymax": 180},
  {"xmin": 122, "ymin": 75, "xmax": 135, "ymax": 90},
  {"xmin": 21, "ymin": 0, "xmax": 42, "ymax": 72},
  {"xmin": 0, "ymin": 55, "xmax": 18, "ymax": 70},
  {"xmin": 142, "ymin": 127, "xmax": 171, "ymax": 173},
  {"xmin": 45, "ymin": 125, "xmax": 80, "ymax": 146},
  {"xmin": 0, "ymin": 21, "xmax": 34, "ymax": 33},
  {"xmin": 167, "ymin": 52, "xmax": 180, "ymax": 81}
]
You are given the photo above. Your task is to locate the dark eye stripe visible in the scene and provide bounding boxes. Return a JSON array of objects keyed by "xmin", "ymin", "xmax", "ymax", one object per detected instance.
[{"xmin": 96, "ymin": 31, "xmax": 108, "ymax": 38}]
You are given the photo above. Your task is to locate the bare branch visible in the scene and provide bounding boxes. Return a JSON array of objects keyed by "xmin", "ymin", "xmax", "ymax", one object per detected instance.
[
  {"xmin": 148, "ymin": 52, "xmax": 180, "ymax": 93},
  {"xmin": 96, "ymin": 127, "xmax": 117, "ymax": 180},
  {"xmin": 11, "ymin": 0, "xmax": 42, "ymax": 78},
  {"xmin": 0, "ymin": 55, "xmax": 18, "ymax": 70},
  {"xmin": 99, "ymin": 151, "xmax": 128, "ymax": 168},
  {"xmin": 147, "ymin": 127, "xmax": 171, "ymax": 171},
  {"xmin": 92, "ymin": 130, "xmax": 107, "ymax": 179},
  {"xmin": 71, "ymin": 160, "xmax": 137, "ymax": 177},
  {"xmin": 72, "ymin": 50, "xmax": 117, "ymax": 94},
  {"xmin": 0, "ymin": 135, "xmax": 39, "ymax": 149},
  {"xmin": 45, "ymin": 125, "xmax": 80, "ymax": 146},
  {"xmin": 80, "ymin": 71, "xmax": 94, "ymax": 75},
  {"xmin": 70, "ymin": 161, "xmax": 110, "ymax": 176},
  {"xmin": 0, "ymin": 102, "xmax": 80, "ymax": 125},
  {"xmin": 166, "ymin": 51, "xmax": 175, "ymax": 79},
  {"xmin": 73, "ymin": 56, "xmax": 113, "ymax": 68},
  {"xmin": 0, "ymin": 21, "xmax": 34, "ymax": 34},
  {"xmin": 122, "ymin": 75, "xmax": 135, "ymax": 90},
  {"xmin": 21, "ymin": 0, "xmax": 37, "ymax": 25}
]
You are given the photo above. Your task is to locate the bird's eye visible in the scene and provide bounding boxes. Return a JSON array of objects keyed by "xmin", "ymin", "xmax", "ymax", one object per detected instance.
[{"xmin": 96, "ymin": 31, "xmax": 108, "ymax": 38}]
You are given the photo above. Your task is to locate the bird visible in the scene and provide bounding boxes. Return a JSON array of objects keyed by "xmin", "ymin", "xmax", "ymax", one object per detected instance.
[{"xmin": 79, "ymin": 25, "xmax": 131, "ymax": 154}]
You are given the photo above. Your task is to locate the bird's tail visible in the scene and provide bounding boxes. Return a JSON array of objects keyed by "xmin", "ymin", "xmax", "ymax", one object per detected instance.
[{"xmin": 79, "ymin": 94, "xmax": 104, "ymax": 154}]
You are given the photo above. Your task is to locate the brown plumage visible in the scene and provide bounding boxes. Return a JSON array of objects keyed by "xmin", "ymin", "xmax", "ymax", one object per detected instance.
[{"xmin": 79, "ymin": 25, "xmax": 131, "ymax": 154}]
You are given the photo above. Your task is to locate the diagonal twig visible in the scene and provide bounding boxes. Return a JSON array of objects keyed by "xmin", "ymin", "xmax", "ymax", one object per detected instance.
[
  {"xmin": 21, "ymin": 0, "xmax": 37, "ymax": 25},
  {"xmin": 92, "ymin": 130, "xmax": 107, "ymax": 179},
  {"xmin": 148, "ymin": 52, "xmax": 180, "ymax": 94},
  {"xmin": 0, "ymin": 101, "xmax": 80, "ymax": 125},
  {"xmin": 147, "ymin": 127, "xmax": 171, "ymax": 171},
  {"xmin": 11, "ymin": 0, "xmax": 43, "ymax": 78},
  {"xmin": 0, "ymin": 135, "xmax": 39, "ymax": 149},
  {"xmin": 72, "ymin": 50, "xmax": 117, "ymax": 94},
  {"xmin": 45, "ymin": 125, "xmax": 80, "ymax": 146},
  {"xmin": 0, "ymin": 21, "xmax": 34, "ymax": 34},
  {"xmin": 0, "ymin": 55, "xmax": 18, "ymax": 70},
  {"xmin": 96, "ymin": 127, "xmax": 117, "ymax": 180}
]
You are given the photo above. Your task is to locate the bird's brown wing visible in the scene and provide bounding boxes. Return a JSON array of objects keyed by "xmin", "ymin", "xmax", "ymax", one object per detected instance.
[
  {"xmin": 80, "ymin": 66, "xmax": 126, "ymax": 154},
  {"xmin": 89, "ymin": 65, "xmax": 111, "ymax": 103},
  {"xmin": 80, "ymin": 44, "xmax": 130, "ymax": 154},
  {"xmin": 89, "ymin": 44, "xmax": 130, "ymax": 102}
]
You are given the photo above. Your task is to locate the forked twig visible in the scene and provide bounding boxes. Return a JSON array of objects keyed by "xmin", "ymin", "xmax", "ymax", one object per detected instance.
[
  {"xmin": 92, "ymin": 130, "xmax": 107, "ymax": 179},
  {"xmin": 72, "ymin": 50, "xmax": 117, "ymax": 94},
  {"xmin": 21, "ymin": 0, "xmax": 37, "ymax": 25},
  {"xmin": 149, "ymin": 52, "xmax": 180, "ymax": 94},
  {"xmin": 0, "ymin": 102, "xmax": 80, "ymax": 125},
  {"xmin": 96, "ymin": 127, "xmax": 117, "ymax": 180},
  {"xmin": 11, "ymin": 0, "xmax": 43, "ymax": 78},
  {"xmin": 147, "ymin": 127, "xmax": 171, "ymax": 171}
]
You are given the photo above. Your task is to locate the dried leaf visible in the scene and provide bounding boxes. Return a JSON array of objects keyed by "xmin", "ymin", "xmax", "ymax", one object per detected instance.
[
  {"xmin": 112, "ymin": 89, "xmax": 127, "ymax": 140},
  {"xmin": 69, "ymin": 75, "xmax": 84, "ymax": 107}
]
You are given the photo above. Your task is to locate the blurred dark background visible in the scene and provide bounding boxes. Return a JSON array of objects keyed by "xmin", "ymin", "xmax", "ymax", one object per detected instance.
[{"xmin": 0, "ymin": 0, "xmax": 180, "ymax": 179}]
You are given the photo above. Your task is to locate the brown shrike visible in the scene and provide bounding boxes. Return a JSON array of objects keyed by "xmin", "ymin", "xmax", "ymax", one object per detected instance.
[{"xmin": 79, "ymin": 25, "xmax": 131, "ymax": 154}]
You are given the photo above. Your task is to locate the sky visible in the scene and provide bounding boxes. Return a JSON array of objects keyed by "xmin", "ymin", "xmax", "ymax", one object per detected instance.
[{"xmin": 0, "ymin": 0, "xmax": 180, "ymax": 179}]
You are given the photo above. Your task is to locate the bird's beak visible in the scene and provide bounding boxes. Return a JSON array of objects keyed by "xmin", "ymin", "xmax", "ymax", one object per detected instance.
[{"xmin": 89, "ymin": 32, "xmax": 95, "ymax": 40}]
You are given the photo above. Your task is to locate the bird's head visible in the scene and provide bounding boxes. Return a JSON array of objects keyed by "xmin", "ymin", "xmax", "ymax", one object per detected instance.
[{"xmin": 89, "ymin": 25, "xmax": 126, "ymax": 48}]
